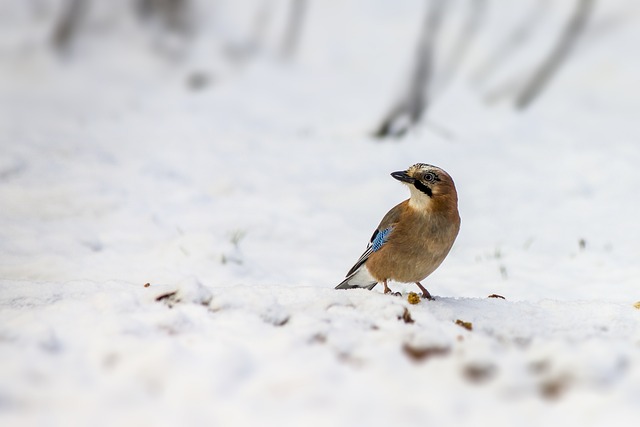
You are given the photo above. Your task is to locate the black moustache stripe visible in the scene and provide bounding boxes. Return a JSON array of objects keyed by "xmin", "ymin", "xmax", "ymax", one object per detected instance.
[{"xmin": 413, "ymin": 180, "xmax": 432, "ymax": 197}]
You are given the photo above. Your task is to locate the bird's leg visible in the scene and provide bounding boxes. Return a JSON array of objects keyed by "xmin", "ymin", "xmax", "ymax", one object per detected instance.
[
  {"xmin": 383, "ymin": 280, "xmax": 392, "ymax": 294},
  {"xmin": 415, "ymin": 282, "xmax": 434, "ymax": 300},
  {"xmin": 383, "ymin": 280, "xmax": 401, "ymax": 297}
]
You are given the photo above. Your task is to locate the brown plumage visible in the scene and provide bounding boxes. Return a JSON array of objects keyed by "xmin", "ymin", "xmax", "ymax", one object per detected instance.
[{"xmin": 335, "ymin": 163, "xmax": 460, "ymax": 299}]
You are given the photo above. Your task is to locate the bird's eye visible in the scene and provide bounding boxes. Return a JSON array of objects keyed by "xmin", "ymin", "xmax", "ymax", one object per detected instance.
[{"xmin": 423, "ymin": 172, "xmax": 436, "ymax": 182}]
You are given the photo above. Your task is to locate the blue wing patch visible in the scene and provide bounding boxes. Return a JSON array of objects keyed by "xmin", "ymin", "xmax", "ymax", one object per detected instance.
[{"xmin": 372, "ymin": 227, "xmax": 392, "ymax": 251}]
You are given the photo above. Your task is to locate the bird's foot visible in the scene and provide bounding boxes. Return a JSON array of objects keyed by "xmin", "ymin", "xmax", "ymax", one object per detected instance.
[
  {"xmin": 383, "ymin": 288, "xmax": 402, "ymax": 297},
  {"xmin": 415, "ymin": 282, "xmax": 434, "ymax": 301},
  {"xmin": 382, "ymin": 280, "xmax": 394, "ymax": 295},
  {"xmin": 421, "ymin": 292, "xmax": 435, "ymax": 301}
]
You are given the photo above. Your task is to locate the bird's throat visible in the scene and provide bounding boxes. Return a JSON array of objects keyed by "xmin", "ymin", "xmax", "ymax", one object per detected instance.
[{"xmin": 413, "ymin": 181, "xmax": 432, "ymax": 197}]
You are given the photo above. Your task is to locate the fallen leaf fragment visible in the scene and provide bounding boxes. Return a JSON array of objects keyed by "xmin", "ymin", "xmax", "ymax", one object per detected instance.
[
  {"xmin": 402, "ymin": 343, "xmax": 450, "ymax": 362},
  {"xmin": 407, "ymin": 292, "xmax": 420, "ymax": 305},
  {"xmin": 455, "ymin": 319, "xmax": 473, "ymax": 331},
  {"xmin": 399, "ymin": 307, "xmax": 414, "ymax": 324}
]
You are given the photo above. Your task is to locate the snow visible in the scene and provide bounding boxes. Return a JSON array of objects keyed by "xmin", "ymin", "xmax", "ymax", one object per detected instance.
[{"xmin": 1, "ymin": 1, "xmax": 640, "ymax": 426}]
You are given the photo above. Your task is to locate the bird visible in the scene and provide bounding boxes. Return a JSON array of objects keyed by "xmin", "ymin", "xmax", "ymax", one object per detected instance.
[{"xmin": 335, "ymin": 163, "xmax": 460, "ymax": 299}]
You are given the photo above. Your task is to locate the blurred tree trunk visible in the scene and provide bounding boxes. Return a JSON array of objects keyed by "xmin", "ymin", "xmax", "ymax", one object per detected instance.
[
  {"xmin": 280, "ymin": 0, "xmax": 308, "ymax": 59},
  {"xmin": 373, "ymin": 0, "xmax": 446, "ymax": 139},
  {"xmin": 51, "ymin": 0, "xmax": 88, "ymax": 53},
  {"xmin": 515, "ymin": 0, "xmax": 595, "ymax": 109},
  {"xmin": 136, "ymin": 0, "xmax": 193, "ymax": 34},
  {"xmin": 473, "ymin": 0, "xmax": 549, "ymax": 86},
  {"xmin": 435, "ymin": 0, "xmax": 487, "ymax": 93}
]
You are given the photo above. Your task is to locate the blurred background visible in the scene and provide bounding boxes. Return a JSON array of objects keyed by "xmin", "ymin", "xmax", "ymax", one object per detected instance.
[
  {"xmin": 2, "ymin": 2, "xmax": 640, "ymax": 426},
  {"xmin": 3, "ymin": 0, "xmax": 638, "ymax": 129},
  {"xmin": 1, "ymin": 0, "xmax": 639, "ymax": 294}
]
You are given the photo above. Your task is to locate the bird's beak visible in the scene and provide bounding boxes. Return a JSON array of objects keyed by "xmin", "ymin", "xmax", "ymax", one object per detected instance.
[{"xmin": 391, "ymin": 171, "xmax": 414, "ymax": 183}]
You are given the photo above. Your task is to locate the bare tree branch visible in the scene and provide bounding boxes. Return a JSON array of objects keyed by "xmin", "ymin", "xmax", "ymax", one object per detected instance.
[
  {"xmin": 515, "ymin": 0, "xmax": 595, "ymax": 109},
  {"xmin": 373, "ymin": 0, "xmax": 447, "ymax": 139},
  {"xmin": 483, "ymin": 72, "xmax": 530, "ymax": 105},
  {"xmin": 435, "ymin": 0, "xmax": 487, "ymax": 93},
  {"xmin": 473, "ymin": 0, "xmax": 549, "ymax": 86},
  {"xmin": 51, "ymin": 0, "xmax": 88, "ymax": 53},
  {"xmin": 280, "ymin": 0, "xmax": 308, "ymax": 59},
  {"xmin": 136, "ymin": 0, "xmax": 193, "ymax": 35}
]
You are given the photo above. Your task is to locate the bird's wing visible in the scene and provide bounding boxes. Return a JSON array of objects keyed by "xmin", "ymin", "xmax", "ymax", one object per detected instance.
[
  {"xmin": 344, "ymin": 201, "xmax": 405, "ymax": 277},
  {"xmin": 345, "ymin": 227, "xmax": 390, "ymax": 276}
]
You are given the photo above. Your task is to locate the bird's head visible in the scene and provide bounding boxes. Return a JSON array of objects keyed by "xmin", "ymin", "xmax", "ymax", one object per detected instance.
[{"xmin": 391, "ymin": 163, "xmax": 458, "ymax": 210}]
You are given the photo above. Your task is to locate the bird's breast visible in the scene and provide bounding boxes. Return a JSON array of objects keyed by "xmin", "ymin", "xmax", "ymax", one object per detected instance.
[{"xmin": 366, "ymin": 209, "xmax": 459, "ymax": 283}]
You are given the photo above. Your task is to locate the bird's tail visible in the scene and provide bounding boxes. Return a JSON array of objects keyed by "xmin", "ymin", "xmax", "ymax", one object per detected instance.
[{"xmin": 335, "ymin": 268, "xmax": 378, "ymax": 290}]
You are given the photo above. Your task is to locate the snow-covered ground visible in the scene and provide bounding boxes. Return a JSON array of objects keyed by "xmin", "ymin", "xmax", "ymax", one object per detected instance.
[{"xmin": 1, "ymin": 1, "xmax": 640, "ymax": 426}]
